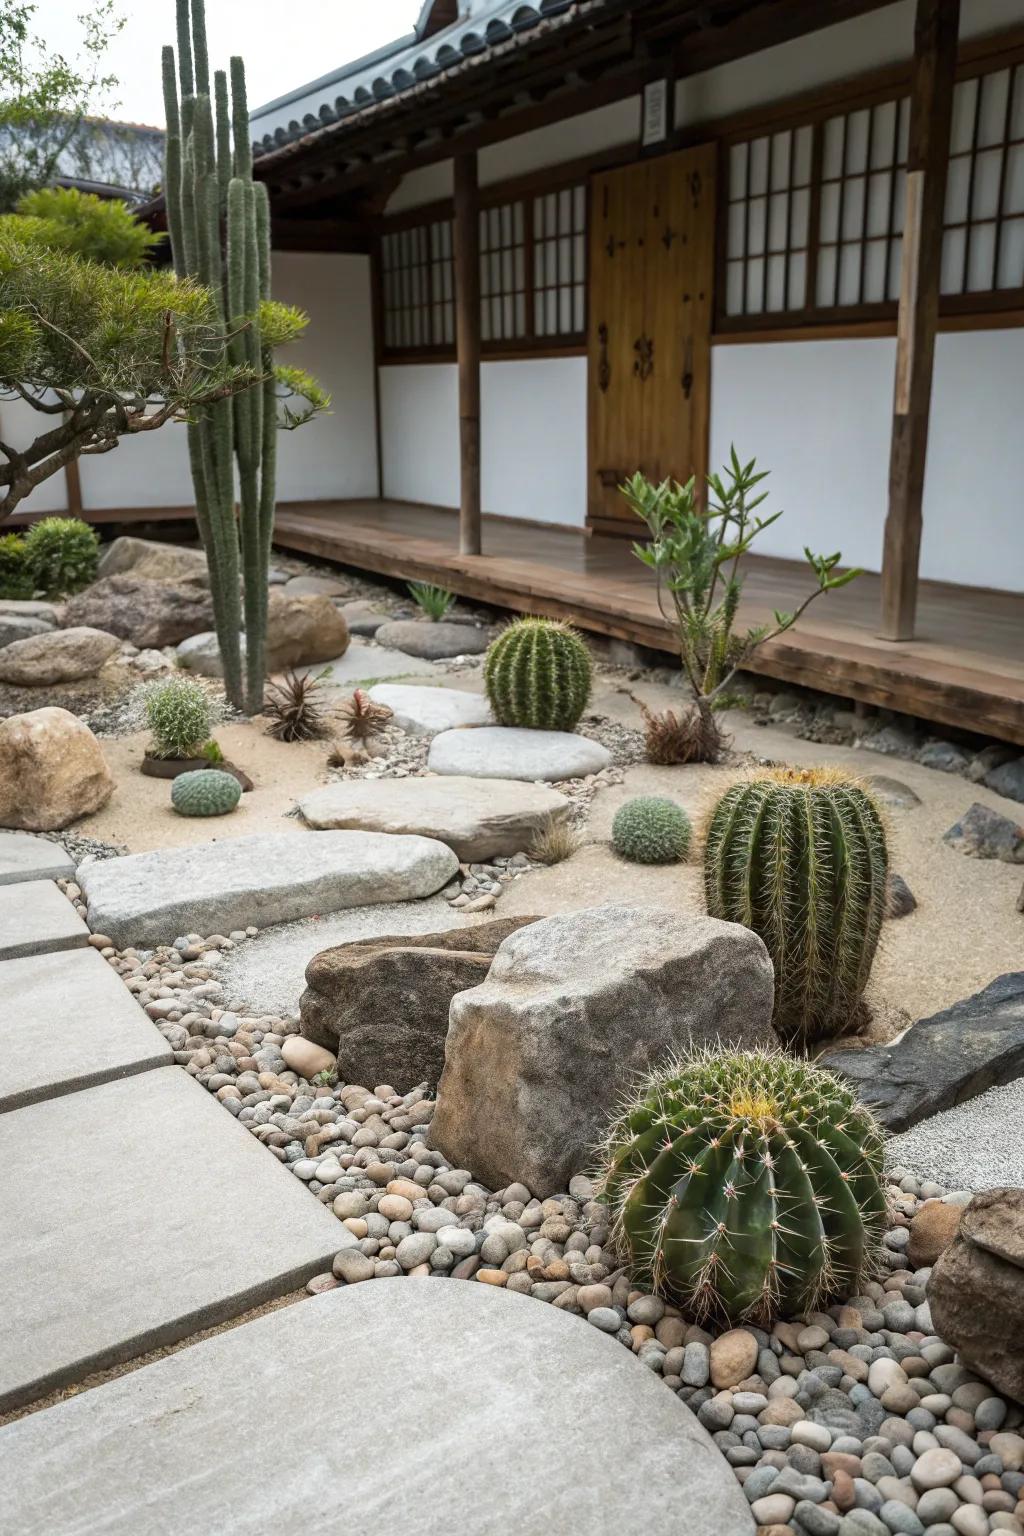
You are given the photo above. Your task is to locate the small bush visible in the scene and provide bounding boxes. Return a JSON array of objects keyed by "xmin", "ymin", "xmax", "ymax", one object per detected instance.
[
  {"xmin": 612, "ymin": 797, "xmax": 691, "ymax": 864},
  {"xmin": 407, "ymin": 580, "xmax": 454, "ymax": 621},
  {"xmin": 22, "ymin": 517, "xmax": 99, "ymax": 597},
  {"xmin": 0, "ymin": 532, "xmax": 34, "ymax": 599},
  {"xmin": 143, "ymin": 676, "xmax": 215, "ymax": 759}
]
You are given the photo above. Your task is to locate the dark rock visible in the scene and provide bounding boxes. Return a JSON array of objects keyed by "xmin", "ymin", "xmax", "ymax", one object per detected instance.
[
  {"xmin": 821, "ymin": 972, "xmax": 1024, "ymax": 1130},
  {"xmin": 885, "ymin": 873, "xmax": 917, "ymax": 920},
  {"xmin": 943, "ymin": 802, "xmax": 1024, "ymax": 863},
  {"xmin": 62, "ymin": 575, "xmax": 214, "ymax": 648},
  {"xmin": 917, "ymin": 740, "xmax": 971, "ymax": 774},
  {"xmin": 1018, "ymin": 880, "xmax": 1024, "ymax": 915},
  {"xmin": 374, "ymin": 618, "xmax": 489, "ymax": 660},
  {"xmin": 299, "ymin": 916, "xmax": 541, "ymax": 1094},
  {"xmin": 864, "ymin": 725, "xmax": 921, "ymax": 760},
  {"xmin": 986, "ymin": 757, "xmax": 1024, "ymax": 805},
  {"xmin": 864, "ymin": 775, "xmax": 922, "ymax": 809},
  {"xmin": 968, "ymin": 744, "xmax": 1018, "ymax": 784},
  {"xmin": 928, "ymin": 1188, "xmax": 1024, "ymax": 1401}
]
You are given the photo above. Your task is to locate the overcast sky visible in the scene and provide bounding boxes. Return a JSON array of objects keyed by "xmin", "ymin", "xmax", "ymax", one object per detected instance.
[{"xmin": 39, "ymin": 1, "xmax": 423, "ymax": 127}]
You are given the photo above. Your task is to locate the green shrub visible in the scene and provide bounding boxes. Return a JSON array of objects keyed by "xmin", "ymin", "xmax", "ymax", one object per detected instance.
[
  {"xmin": 171, "ymin": 769, "xmax": 241, "ymax": 817},
  {"xmin": 143, "ymin": 676, "xmax": 214, "ymax": 759},
  {"xmin": 484, "ymin": 616, "xmax": 592, "ymax": 731},
  {"xmin": 14, "ymin": 187, "xmax": 165, "ymax": 269},
  {"xmin": 612, "ymin": 797, "xmax": 691, "ymax": 864},
  {"xmin": 407, "ymin": 581, "xmax": 454, "ymax": 620},
  {"xmin": 0, "ymin": 532, "xmax": 34, "ymax": 599},
  {"xmin": 600, "ymin": 1048, "xmax": 886, "ymax": 1325},
  {"xmin": 22, "ymin": 517, "xmax": 99, "ymax": 597},
  {"xmin": 704, "ymin": 768, "xmax": 888, "ymax": 1048}
]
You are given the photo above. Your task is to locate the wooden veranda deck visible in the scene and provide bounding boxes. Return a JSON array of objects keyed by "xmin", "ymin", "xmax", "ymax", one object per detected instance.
[{"xmin": 269, "ymin": 498, "xmax": 1024, "ymax": 744}]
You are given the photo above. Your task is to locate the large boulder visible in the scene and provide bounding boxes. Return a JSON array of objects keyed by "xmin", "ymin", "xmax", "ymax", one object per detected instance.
[
  {"xmin": 62, "ymin": 574, "xmax": 214, "ymax": 648},
  {"xmin": 97, "ymin": 536, "xmax": 209, "ymax": 586},
  {"xmin": 176, "ymin": 591, "xmax": 350, "ymax": 677},
  {"xmin": 0, "ymin": 615, "xmax": 53, "ymax": 649},
  {"xmin": 300, "ymin": 916, "xmax": 542, "ymax": 1092},
  {"xmin": 0, "ymin": 707, "xmax": 113, "ymax": 830},
  {"xmin": 0, "ymin": 626, "xmax": 120, "ymax": 686},
  {"xmin": 428, "ymin": 904, "xmax": 777, "ymax": 1197},
  {"xmin": 928, "ymin": 1188, "xmax": 1024, "ymax": 1401}
]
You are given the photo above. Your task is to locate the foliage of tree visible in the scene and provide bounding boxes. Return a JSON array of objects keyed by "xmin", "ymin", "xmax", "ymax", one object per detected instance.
[{"xmin": 11, "ymin": 185, "xmax": 164, "ymax": 265}]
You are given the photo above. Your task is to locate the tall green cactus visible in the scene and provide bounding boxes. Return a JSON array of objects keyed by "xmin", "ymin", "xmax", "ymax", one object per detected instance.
[
  {"xmin": 704, "ymin": 769, "xmax": 888, "ymax": 1047},
  {"xmin": 600, "ymin": 1049, "xmax": 887, "ymax": 1326},
  {"xmin": 484, "ymin": 616, "xmax": 592, "ymax": 731}
]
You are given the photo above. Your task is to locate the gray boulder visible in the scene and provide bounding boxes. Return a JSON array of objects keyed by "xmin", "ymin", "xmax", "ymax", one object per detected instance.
[
  {"xmin": 97, "ymin": 536, "xmax": 209, "ymax": 585},
  {"xmin": 865, "ymin": 775, "xmax": 922, "ymax": 809},
  {"xmin": 943, "ymin": 802, "xmax": 1024, "ymax": 863},
  {"xmin": 376, "ymin": 618, "xmax": 489, "ymax": 659},
  {"xmin": 986, "ymin": 757, "xmax": 1024, "ymax": 805},
  {"xmin": 300, "ymin": 916, "xmax": 542, "ymax": 1093},
  {"xmin": 62, "ymin": 574, "xmax": 214, "ymax": 648},
  {"xmin": 928, "ymin": 1188, "xmax": 1024, "ymax": 1402},
  {"xmin": 820, "ymin": 972, "xmax": 1024, "ymax": 1131},
  {"xmin": 0, "ymin": 615, "xmax": 53, "ymax": 649},
  {"xmin": 0, "ymin": 626, "xmax": 120, "ymax": 685},
  {"xmin": 429, "ymin": 904, "xmax": 776, "ymax": 1197}
]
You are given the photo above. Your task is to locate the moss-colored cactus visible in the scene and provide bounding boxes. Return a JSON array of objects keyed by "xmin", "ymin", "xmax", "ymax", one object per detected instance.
[
  {"xmin": 171, "ymin": 768, "xmax": 241, "ymax": 816},
  {"xmin": 601, "ymin": 1048, "xmax": 887, "ymax": 1326},
  {"xmin": 484, "ymin": 617, "xmax": 592, "ymax": 731},
  {"xmin": 704, "ymin": 768, "xmax": 888, "ymax": 1047},
  {"xmin": 612, "ymin": 796, "xmax": 691, "ymax": 864},
  {"xmin": 144, "ymin": 675, "xmax": 213, "ymax": 758}
]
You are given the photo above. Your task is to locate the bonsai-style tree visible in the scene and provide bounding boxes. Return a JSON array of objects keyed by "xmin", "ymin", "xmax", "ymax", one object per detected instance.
[{"xmin": 621, "ymin": 449, "xmax": 860, "ymax": 762}]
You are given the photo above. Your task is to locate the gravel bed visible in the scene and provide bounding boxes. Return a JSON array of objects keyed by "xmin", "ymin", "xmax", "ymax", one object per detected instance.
[{"xmin": 886, "ymin": 1078, "xmax": 1024, "ymax": 1194}]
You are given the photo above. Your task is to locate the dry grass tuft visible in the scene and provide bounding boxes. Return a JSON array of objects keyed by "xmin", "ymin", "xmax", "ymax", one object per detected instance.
[{"xmin": 528, "ymin": 814, "xmax": 581, "ymax": 865}]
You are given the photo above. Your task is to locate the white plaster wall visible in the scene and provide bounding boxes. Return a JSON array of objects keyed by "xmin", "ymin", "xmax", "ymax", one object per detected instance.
[{"xmin": 380, "ymin": 364, "xmax": 459, "ymax": 507}]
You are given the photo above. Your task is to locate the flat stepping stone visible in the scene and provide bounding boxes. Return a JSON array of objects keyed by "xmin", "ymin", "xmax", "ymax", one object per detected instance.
[
  {"xmin": 301, "ymin": 636, "xmax": 440, "ymax": 686},
  {"xmin": 298, "ymin": 775, "xmax": 571, "ymax": 861},
  {"xmin": 283, "ymin": 574, "xmax": 350, "ymax": 598},
  {"xmin": 368, "ymin": 682, "xmax": 492, "ymax": 736},
  {"xmin": 0, "ymin": 947, "xmax": 172, "ymax": 1112},
  {"xmin": 428, "ymin": 726, "xmax": 611, "ymax": 782},
  {"xmin": 0, "ymin": 879, "xmax": 88, "ymax": 961},
  {"xmin": 0, "ymin": 1281, "xmax": 755, "ymax": 1535},
  {"xmin": 0, "ymin": 831, "xmax": 74, "ymax": 886},
  {"xmin": 78, "ymin": 831, "xmax": 459, "ymax": 948},
  {"xmin": 375, "ymin": 617, "xmax": 489, "ymax": 659},
  {"xmin": 0, "ymin": 1067, "xmax": 351, "ymax": 1413}
]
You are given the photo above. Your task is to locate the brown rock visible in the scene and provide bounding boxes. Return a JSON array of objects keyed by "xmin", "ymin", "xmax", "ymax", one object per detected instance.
[
  {"xmin": 62, "ymin": 574, "xmax": 214, "ymax": 647},
  {"xmin": 97, "ymin": 536, "xmax": 209, "ymax": 585},
  {"xmin": 928, "ymin": 1188, "xmax": 1024, "ymax": 1401},
  {"xmin": 709, "ymin": 1328, "xmax": 759, "ymax": 1388},
  {"xmin": 0, "ymin": 707, "xmax": 113, "ymax": 830},
  {"xmin": 0, "ymin": 626, "xmax": 119, "ymax": 685},
  {"xmin": 908, "ymin": 1200, "xmax": 964, "ymax": 1267},
  {"xmin": 299, "ymin": 916, "xmax": 542, "ymax": 1093},
  {"xmin": 266, "ymin": 589, "xmax": 349, "ymax": 670},
  {"xmin": 279, "ymin": 1035, "xmax": 335, "ymax": 1080},
  {"xmin": 831, "ymin": 1470, "xmax": 856, "ymax": 1512}
]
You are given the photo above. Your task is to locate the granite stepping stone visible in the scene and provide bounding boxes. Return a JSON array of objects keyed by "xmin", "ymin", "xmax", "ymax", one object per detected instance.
[
  {"xmin": 0, "ymin": 946, "xmax": 172, "ymax": 1112},
  {"xmin": 367, "ymin": 682, "xmax": 492, "ymax": 736},
  {"xmin": 375, "ymin": 617, "xmax": 489, "ymax": 659},
  {"xmin": 77, "ymin": 830, "xmax": 459, "ymax": 948},
  {"xmin": 299, "ymin": 636, "xmax": 440, "ymax": 685},
  {"xmin": 0, "ymin": 1280, "xmax": 755, "ymax": 1535},
  {"xmin": 0, "ymin": 831, "xmax": 74, "ymax": 886},
  {"xmin": 0, "ymin": 1067, "xmax": 351, "ymax": 1413},
  {"xmin": 0, "ymin": 878, "xmax": 88, "ymax": 961},
  {"xmin": 428, "ymin": 725, "xmax": 611, "ymax": 782}
]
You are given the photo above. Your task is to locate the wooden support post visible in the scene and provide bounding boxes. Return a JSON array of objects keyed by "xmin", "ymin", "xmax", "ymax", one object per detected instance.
[
  {"xmin": 879, "ymin": 0, "xmax": 959, "ymax": 641},
  {"xmin": 454, "ymin": 151, "xmax": 482, "ymax": 556}
]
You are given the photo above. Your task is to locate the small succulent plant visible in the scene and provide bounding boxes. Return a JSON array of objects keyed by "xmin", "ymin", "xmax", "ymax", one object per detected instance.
[
  {"xmin": 337, "ymin": 688, "xmax": 393, "ymax": 742},
  {"xmin": 142, "ymin": 675, "xmax": 217, "ymax": 759},
  {"xmin": 484, "ymin": 616, "xmax": 592, "ymax": 731},
  {"xmin": 171, "ymin": 768, "xmax": 242, "ymax": 817},
  {"xmin": 407, "ymin": 580, "xmax": 455, "ymax": 621},
  {"xmin": 636, "ymin": 699, "xmax": 721, "ymax": 766},
  {"xmin": 612, "ymin": 797, "xmax": 691, "ymax": 864},
  {"xmin": 263, "ymin": 669, "xmax": 331, "ymax": 742}
]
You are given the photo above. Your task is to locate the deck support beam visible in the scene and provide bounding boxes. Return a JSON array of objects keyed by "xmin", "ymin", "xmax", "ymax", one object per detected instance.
[
  {"xmin": 454, "ymin": 151, "xmax": 482, "ymax": 556},
  {"xmin": 879, "ymin": 0, "xmax": 959, "ymax": 641}
]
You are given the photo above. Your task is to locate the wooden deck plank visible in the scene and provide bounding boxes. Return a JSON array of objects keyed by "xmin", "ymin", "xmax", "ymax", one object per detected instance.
[{"xmin": 268, "ymin": 498, "xmax": 1023, "ymax": 746}]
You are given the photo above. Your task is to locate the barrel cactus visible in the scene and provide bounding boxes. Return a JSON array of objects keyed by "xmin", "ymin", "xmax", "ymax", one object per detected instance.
[
  {"xmin": 484, "ymin": 617, "xmax": 592, "ymax": 731},
  {"xmin": 171, "ymin": 769, "xmax": 241, "ymax": 817},
  {"xmin": 601, "ymin": 1049, "xmax": 887, "ymax": 1326},
  {"xmin": 704, "ymin": 769, "xmax": 888, "ymax": 1047},
  {"xmin": 612, "ymin": 797, "xmax": 691, "ymax": 864}
]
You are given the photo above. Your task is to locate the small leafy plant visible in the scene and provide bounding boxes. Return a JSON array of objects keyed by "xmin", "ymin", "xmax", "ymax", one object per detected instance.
[
  {"xmin": 142, "ymin": 675, "xmax": 217, "ymax": 759},
  {"xmin": 621, "ymin": 449, "xmax": 860, "ymax": 761},
  {"xmin": 407, "ymin": 581, "xmax": 454, "ymax": 621},
  {"xmin": 0, "ymin": 532, "xmax": 34, "ymax": 598},
  {"xmin": 21, "ymin": 517, "xmax": 100, "ymax": 597}
]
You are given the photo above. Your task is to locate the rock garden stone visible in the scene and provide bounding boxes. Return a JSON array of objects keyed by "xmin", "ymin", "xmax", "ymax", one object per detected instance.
[
  {"xmin": 0, "ymin": 625, "xmax": 120, "ymax": 685},
  {"xmin": 280, "ymin": 1035, "xmax": 335, "ymax": 1079},
  {"xmin": 300, "ymin": 638, "xmax": 440, "ymax": 686},
  {"xmin": 908, "ymin": 1201, "xmax": 964, "ymax": 1267},
  {"xmin": 0, "ymin": 614, "xmax": 52, "ymax": 648},
  {"xmin": 943, "ymin": 802, "xmax": 1024, "ymax": 863},
  {"xmin": 929, "ymin": 1187, "xmax": 1024, "ymax": 1402},
  {"xmin": 0, "ymin": 707, "xmax": 113, "ymax": 830},
  {"xmin": 339, "ymin": 600, "xmax": 386, "ymax": 635},
  {"xmin": 918, "ymin": 740, "xmax": 972, "ymax": 773},
  {"xmin": 78, "ymin": 830, "xmax": 459, "ymax": 947},
  {"xmin": 297, "ymin": 775, "xmax": 570, "ymax": 860},
  {"xmin": 0, "ymin": 830, "xmax": 74, "ymax": 885},
  {"xmin": 62, "ymin": 574, "xmax": 214, "ymax": 647},
  {"xmin": 0, "ymin": 598, "xmax": 60, "ymax": 623},
  {"xmin": 299, "ymin": 916, "xmax": 542, "ymax": 1091},
  {"xmin": 96, "ymin": 535, "xmax": 209, "ymax": 585},
  {"xmin": 282, "ymin": 573, "xmax": 350, "ymax": 598},
  {"xmin": 885, "ymin": 873, "xmax": 917, "ymax": 919},
  {"xmin": 428, "ymin": 725, "xmax": 611, "ymax": 782},
  {"xmin": 176, "ymin": 592, "xmax": 350, "ymax": 676},
  {"xmin": 366, "ymin": 682, "xmax": 492, "ymax": 735},
  {"xmin": 865, "ymin": 775, "xmax": 922, "ymax": 809},
  {"xmin": 429, "ymin": 904, "xmax": 776, "ymax": 1195},
  {"xmin": 986, "ymin": 757, "xmax": 1024, "ymax": 804},
  {"xmin": 376, "ymin": 617, "xmax": 489, "ymax": 659},
  {"xmin": 821, "ymin": 972, "xmax": 1024, "ymax": 1131}
]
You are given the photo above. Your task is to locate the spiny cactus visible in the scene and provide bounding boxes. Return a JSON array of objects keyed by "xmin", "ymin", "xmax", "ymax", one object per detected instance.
[
  {"xmin": 484, "ymin": 617, "xmax": 592, "ymax": 731},
  {"xmin": 143, "ymin": 675, "xmax": 213, "ymax": 758},
  {"xmin": 171, "ymin": 767, "xmax": 241, "ymax": 816},
  {"xmin": 600, "ymin": 1048, "xmax": 887, "ymax": 1326},
  {"xmin": 612, "ymin": 797, "xmax": 691, "ymax": 864},
  {"xmin": 704, "ymin": 768, "xmax": 888, "ymax": 1047}
]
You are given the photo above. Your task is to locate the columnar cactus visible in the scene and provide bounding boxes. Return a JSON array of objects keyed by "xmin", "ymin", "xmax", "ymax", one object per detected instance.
[
  {"xmin": 484, "ymin": 617, "xmax": 592, "ymax": 731},
  {"xmin": 171, "ymin": 768, "xmax": 241, "ymax": 816},
  {"xmin": 612, "ymin": 796, "xmax": 691, "ymax": 864},
  {"xmin": 704, "ymin": 769, "xmax": 888, "ymax": 1047},
  {"xmin": 601, "ymin": 1049, "xmax": 887, "ymax": 1326}
]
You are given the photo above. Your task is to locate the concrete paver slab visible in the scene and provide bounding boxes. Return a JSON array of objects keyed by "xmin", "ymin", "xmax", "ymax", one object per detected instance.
[
  {"xmin": 0, "ymin": 833, "xmax": 74, "ymax": 886},
  {"xmin": 0, "ymin": 1067, "xmax": 351, "ymax": 1412},
  {"xmin": 0, "ymin": 947, "xmax": 172, "ymax": 1112},
  {"xmin": 0, "ymin": 879, "xmax": 88, "ymax": 961},
  {"xmin": 0, "ymin": 1280, "xmax": 754, "ymax": 1536}
]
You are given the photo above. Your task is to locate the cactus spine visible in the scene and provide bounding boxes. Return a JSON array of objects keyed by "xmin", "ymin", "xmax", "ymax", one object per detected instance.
[
  {"xmin": 163, "ymin": 0, "xmax": 275, "ymax": 713},
  {"xmin": 484, "ymin": 617, "xmax": 592, "ymax": 731},
  {"xmin": 704, "ymin": 769, "xmax": 888, "ymax": 1047},
  {"xmin": 601, "ymin": 1049, "xmax": 887, "ymax": 1326}
]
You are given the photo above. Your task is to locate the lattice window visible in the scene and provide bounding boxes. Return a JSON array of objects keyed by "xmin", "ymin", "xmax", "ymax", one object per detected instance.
[
  {"xmin": 944, "ymin": 62, "xmax": 1024, "ymax": 294},
  {"xmin": 817, "ymin": 98, "xmax": 909, "ymax": 306},
  {"xmin": 725, "ymin": 125, "xmax": 814, "ymax": 316},
  {"xmin": 533, "ymin": 183, "xmax": 586, "ymax": 338},
  {"xmin": 380, "ymin": 217, "xmax": 454, "ymax": 350},
  {"xmin": 480, "ymin": 200, "xmax": 527, "ymax": 342}
]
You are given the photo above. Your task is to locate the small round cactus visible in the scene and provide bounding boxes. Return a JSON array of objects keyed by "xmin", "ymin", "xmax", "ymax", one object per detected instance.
[
  {"xmin": 601, "ymin": 1049, "xmax": 887, "ymax": 1326},
  {"xmin": 612, "ymin": 797, "xmax": 691, "ymax": 863},
  {"xmin": 484, "ymin": 616, "xmax": 592, "ymax": 731},
  {"xmin": 171, "ymin": 769, "xmax": 241, "ymax": 817}
]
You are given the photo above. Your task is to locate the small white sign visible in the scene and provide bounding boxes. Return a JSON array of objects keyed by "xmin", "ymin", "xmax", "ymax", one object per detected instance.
[{"xmin": 642, "ymin": 79, "xmax": 669, "ymax": 147}]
